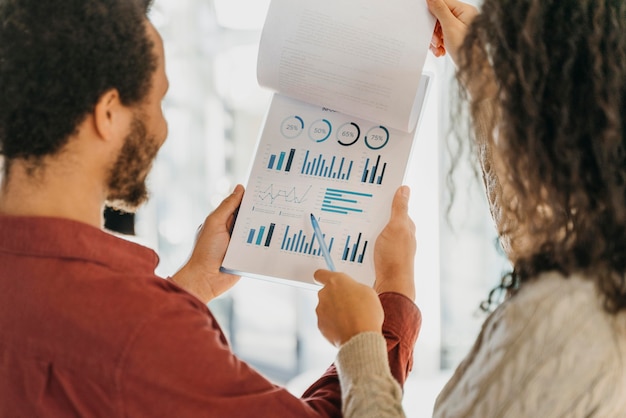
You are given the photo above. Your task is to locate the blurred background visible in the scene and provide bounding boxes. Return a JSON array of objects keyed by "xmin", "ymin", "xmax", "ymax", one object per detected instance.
[{"xmin": 125, "ymin": 0, "xmax": 507, "ymax": 416}]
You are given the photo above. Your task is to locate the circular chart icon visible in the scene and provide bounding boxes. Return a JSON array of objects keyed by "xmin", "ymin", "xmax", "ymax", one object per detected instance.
[
  {"xmin": 309, "ymin": 119, "xmax": 332, "ymax": 142},
  {"xmin": 281, "ymin": 116, "xmax": 304, "ymax": 139},
  {"xmin": 337, "ymin": 122, "xmax": 361, "ymax": 146},
  {"xmin": 364, "ymin": 126, "xmax": 390, "ymax": 150}
]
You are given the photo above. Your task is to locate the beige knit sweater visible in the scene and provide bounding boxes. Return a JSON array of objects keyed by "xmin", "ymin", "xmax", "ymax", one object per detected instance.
[
  {"xmin": 337, "ymin": 273, "xmax": 626, "ymax": 417},
  {"xmin": 336, "ymin": 332, "xmax": 406, "ymax": 418}
]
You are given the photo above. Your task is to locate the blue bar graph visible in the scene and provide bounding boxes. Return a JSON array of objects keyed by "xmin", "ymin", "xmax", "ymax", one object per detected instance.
[
  {"xmin": 321, "ymin": 188, "xmax": 373, "ymax": 215},
  {"xmin": 268, "ymin": 148, "xmax": 296, "ymax": 172},
  {"xmin": 280, "ymin": 225, "xmax": 335, "ymax": 256},
  {"xmin": 301, "ymin": 150, "xmax": 353, "ymax": 180},
  {"xmin": 246, "ymin": 223, "xmax": 276, "ymax": 247},
  {"xmin": 342, "ymin": 232, "xmax": 368, "ymax": 264},
  {"xmin": 361, "ymin": 155, "xmax": 387, "ymax": 185}
]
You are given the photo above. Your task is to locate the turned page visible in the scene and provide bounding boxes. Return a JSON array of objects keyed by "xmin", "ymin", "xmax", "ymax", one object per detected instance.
[
  {"xmin": 257, "ymin": 0, "xmax": 435, "ymax": 132},
  {"xmin": 221, "ymin": 0, "xmax": 435, "ymax": 287}
]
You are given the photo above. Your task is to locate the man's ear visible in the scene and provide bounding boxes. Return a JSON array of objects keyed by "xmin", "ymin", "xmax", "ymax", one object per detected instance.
[{"xmin": 93, "ymin": 89, "xmax": 130, "ymax": 142}]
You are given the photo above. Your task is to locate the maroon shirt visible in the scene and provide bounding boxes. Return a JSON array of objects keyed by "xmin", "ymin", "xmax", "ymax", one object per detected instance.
[{"xmin": 0, "ymin": 216, "xmax": 420, "ymax": 417}]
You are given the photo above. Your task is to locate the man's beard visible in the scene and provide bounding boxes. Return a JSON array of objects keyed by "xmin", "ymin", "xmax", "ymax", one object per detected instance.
[{"xmin": 105, "ymin": 114, "xmax": 161, "ymax": 213}]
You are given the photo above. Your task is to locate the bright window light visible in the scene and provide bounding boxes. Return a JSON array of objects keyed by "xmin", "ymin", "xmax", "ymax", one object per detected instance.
[{"xmin": 213, "ymin": 0, "xmax": 271, "ymax": 30}]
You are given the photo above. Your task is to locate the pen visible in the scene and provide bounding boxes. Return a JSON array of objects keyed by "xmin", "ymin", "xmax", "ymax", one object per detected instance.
[{"xmin": 309, "ymin": 213, "xmax": 336, "ymax": 271}]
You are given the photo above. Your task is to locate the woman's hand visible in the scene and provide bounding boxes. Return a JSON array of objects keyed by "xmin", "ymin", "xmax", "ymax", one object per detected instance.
[
  {"xmin": 315, "ymin": 270, "xmax": 384, "ymax": 347},
  {"xmin": 427, "ymin": 0, "xmax": 478, "ymax": 63}
]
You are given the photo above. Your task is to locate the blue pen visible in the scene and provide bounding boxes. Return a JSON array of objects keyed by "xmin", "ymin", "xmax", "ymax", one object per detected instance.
[{"xmin": 309, "ymin": 213, "xmax": 336, "ymax": 271}]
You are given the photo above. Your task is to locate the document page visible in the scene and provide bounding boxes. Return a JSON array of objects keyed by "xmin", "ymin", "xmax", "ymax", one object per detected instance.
[
  {"xmin": 222, "ymin": 76, "xmax": 429, "ymax": 287},
  {"xmin": 257, "ymin": 0, "xmax": 435, "ymax": 132}
]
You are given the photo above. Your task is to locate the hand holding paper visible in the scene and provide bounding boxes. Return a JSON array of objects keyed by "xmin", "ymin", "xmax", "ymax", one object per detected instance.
[{"xmin": 221, "ymin": 0, "xmax": 434, "ymax": 287}]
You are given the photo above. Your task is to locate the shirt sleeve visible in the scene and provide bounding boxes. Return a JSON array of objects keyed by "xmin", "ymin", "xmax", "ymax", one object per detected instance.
[
  {"xmin": 117, "ymin": 300, "xmax": 341, "ymax": 418},
  {"xmin": 379, "ymin": 292, "xmax": 421, "ymax": 385}
]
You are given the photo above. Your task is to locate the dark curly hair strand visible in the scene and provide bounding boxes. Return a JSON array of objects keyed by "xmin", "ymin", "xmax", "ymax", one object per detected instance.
[{"xmin": 0, "ymin": 0, "xmax": 156, "ymax": 168}]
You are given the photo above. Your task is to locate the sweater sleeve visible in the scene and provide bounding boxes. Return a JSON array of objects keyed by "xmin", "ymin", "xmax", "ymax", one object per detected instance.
[
  {"xmin": 336, "ymin": 332, "xmax": 405, "ymax": 418},
  {"xmin": 333, "ymin": 292, "xmax": 421, "ymax": 418}
]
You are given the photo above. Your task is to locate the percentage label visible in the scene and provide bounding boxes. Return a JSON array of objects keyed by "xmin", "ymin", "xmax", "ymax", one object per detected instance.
[
  {"xmin": 281, "ymin": 116, "xmax": 304, "ymax": 139},
  {"xmin": 365, "ymin": 126, "xmax": 390, "ymax": 150},
  {"xmin": 337, "ymin": 122, "xmax": 360, "ymax": 146},
  {"xmin": 309, "ymin": 119, "xmax": 332, "ymax": 143}
]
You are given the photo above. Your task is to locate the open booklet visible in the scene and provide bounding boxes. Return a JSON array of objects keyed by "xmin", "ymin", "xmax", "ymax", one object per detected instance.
[{"xmin": 221, "ymin": 0, "xmax": 436, "ymax": 288}]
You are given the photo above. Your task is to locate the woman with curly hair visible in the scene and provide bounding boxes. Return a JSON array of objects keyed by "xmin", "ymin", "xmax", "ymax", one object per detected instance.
[{"xmin": 315, "ymin": 0, "xmax": 626, "ymax": 416}]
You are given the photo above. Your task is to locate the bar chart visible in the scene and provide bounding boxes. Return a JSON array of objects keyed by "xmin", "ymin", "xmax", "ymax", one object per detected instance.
[
  {"xmin": 321, "ymin": 188, "xmax": 373, "ymax": 215},
  {"xmin": 267, "ymin": 148, "xmax": 296, "ymax": 172},
  {"xmin": 246, "ymin": 223, "xmax": 276, "ymax": 247},
  {"xmin": 300, "ymin": 150, "xmax": 354, "ymax": 180},
  {"xmin": 341, "ymin": 232, "xmax": 368, "ymax": 264},
  {"xmin": 361, "ymin": 155, "xmax": 388, "ymax": 185},
  {"xmin": 280, "ymin": 225, "xmax": 335, "ymax": 256}
]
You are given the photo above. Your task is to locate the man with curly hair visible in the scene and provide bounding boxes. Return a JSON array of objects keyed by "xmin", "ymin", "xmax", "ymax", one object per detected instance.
[{"xmin": 0, "ymin": 0, "xmax": 421, "ymax": 416}]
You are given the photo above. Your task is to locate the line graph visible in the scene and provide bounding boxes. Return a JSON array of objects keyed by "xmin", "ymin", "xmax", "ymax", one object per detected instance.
[{"xmin": 256, "ymin": 184, "xmax": 312, "ymax": 205}]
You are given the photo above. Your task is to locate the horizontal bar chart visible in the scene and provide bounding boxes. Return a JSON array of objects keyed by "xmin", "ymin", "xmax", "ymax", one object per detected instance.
[{"xmin": 321, "ymin": 188, "xmax": 373, "ymax": 215}]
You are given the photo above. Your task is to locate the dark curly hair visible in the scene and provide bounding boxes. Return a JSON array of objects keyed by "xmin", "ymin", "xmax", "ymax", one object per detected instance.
[
  {"xmin": 457, "ymin": 0, "xmax": 626, "ymax": 312},
  {"xmin": 0, "ymin": 0, "xmax": 156, "ymax": 170}
]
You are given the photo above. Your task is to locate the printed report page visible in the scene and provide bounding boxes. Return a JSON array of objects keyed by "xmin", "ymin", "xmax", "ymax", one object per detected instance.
[
  {"xmin": 256, "ymin": 0, "xmax": 435, "ymax": 132},
  {"xmin": 222, "ymin": 85, "xmax": 428, "ymax": 286}
]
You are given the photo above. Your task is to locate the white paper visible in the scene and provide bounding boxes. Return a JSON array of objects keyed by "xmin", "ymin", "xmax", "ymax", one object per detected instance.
[
  {"xmin": 257, "ymin": 0, "xmax": 435, "ymax": 132},
  {"xmin": 222, "ymin": 0, "xmax": 435, "ymax": 287},
  {"xmin": 223, "ymin": 75, "xmax": 429, "ymax": 287}
]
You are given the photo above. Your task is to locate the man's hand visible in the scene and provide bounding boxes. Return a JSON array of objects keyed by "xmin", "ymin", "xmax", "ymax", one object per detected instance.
[
  {"xmin": 373, "ymin": 186, "xmax": 416, "ymax": 300},
  {"xmin": 427, "ymin": 0, "xmax": 478, "ymax": 63},
  {"xmin": 315, "ymin": 270, "xmax": 384, "ymax": 347},
  {"xmin": 171, "ymin": 185, "xmax": 244, "ymax": 304}
]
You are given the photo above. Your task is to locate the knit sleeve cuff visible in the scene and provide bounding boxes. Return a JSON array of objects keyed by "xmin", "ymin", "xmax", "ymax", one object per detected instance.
[{"xmin": 336, "ymin": 331, "xmax": 391, "ymax": 384}]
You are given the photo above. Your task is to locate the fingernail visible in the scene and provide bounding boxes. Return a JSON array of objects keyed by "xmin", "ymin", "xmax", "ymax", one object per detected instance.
[{"xmin": 400, "ymin": 186, "xmax": 410, "ymax": 198}]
